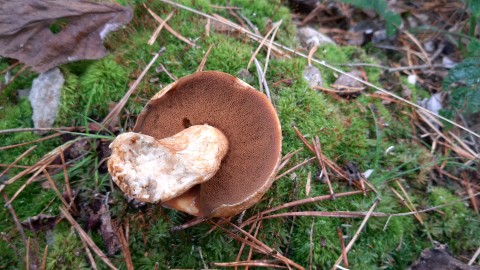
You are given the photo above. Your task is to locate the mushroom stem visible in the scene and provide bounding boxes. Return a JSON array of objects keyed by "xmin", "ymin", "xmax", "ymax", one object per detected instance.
[{"xmin": 108, "ymin": 124, "xmax": 229, "ymax": 204}]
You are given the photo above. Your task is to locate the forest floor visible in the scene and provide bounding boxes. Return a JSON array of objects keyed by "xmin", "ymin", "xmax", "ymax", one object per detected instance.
[{"xmin": 0, "ymin": 0, "xmax": 479, "ymax": 269}]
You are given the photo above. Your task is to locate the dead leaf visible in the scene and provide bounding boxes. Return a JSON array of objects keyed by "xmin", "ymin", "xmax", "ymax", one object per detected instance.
[
  {"xmin": 21, "ymin": 214, "xmax": 57, "ymax": 231},
  {"xmin": 0, "ymin": 0, "xmax": 133, "ymax": 73}
]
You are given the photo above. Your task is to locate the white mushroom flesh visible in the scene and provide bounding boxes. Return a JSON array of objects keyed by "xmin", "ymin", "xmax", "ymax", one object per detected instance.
[{"xmin": 108, "ymin": 124, "xmax": 228, "ymax": 203}]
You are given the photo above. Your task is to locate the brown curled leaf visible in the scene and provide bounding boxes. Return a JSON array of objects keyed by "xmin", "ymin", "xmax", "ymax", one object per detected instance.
[{"xmin": 0, "ymin": 0, "xmax": 133, "ymax": 73}]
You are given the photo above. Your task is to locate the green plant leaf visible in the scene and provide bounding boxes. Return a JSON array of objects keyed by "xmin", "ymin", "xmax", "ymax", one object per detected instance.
[
  {"xmin": 340, "ymin": 0, "xmax": 402, "ymax": 36},
  {"xmin": 443, "ymin": 57, "xmax": 480, "ymax": 114}
]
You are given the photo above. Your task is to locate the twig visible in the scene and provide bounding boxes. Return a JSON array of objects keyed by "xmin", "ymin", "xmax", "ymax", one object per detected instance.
[
  {"xmin": 117, "ymin": 225, "xmax": 134, "ymax": 270},
  {"xmin": 148, "ymin": 11, "xmax": 175, "ymax": 45},
  {"xmin": 196, "ymin": 44, "xmax": 214, "ymax": 72},
  {"xmin": 26, "ymin": 237, "xmax": 30, "ymax": 270},
  {"xmin": 213, "ymin": 260, "xmax": 288, "ymax": 268},
  {"xmin": 301, "ymin": 3, "xmax": 323, "ymax": 25},
  {"xmin": 235, "ymin": 216, "xmax": 259, "ymax": 270},
  {"xmin": 2, "ymin": 192, "xmax": 27, "ymax": 251},
  {"xmin": 0, "ymin": 127, "xmax": 75, "ymax": 135},
  {"xmin": 247, "ymin": 23, "xmax": 281, "ymax": 69},
  {"xmin": 306, "ymin": 171, "xmax": 312, "ymax": 196},
  {"xmin": 241, "ymin": 190, "xmax": 366, "ymax": 227},
  {"xmin": 170, "ymin": 217, "xmax": 207, "ymax": 231},
  {"xmin": 395, "ymin": 180, "xmax": 424, "ymax": 224},
  {"xmin": 148, "ymin": 11, "xmax": 173, "ymax": 46},
  {"xmin": 462, "ymin": 172, "xmax": 479, "ymax": 214},
  {"xmin": 219, "ymin": 220, "xmax": 304, "ymax": 270},
  {"xmin": 307, "ymin": 45, "xmax": 318, "ymax": 66},
  {"xmin": 0, "ymin": 65, "xmax": 28, "ymax": 94},
  {"xmin": 253, "ymin": 57, "xmax": 272, "ymax": 103},
  {"xmin": 157, "ymin": 63, "xmax": 177, "ymax": 81},
  {"xmin": 40, "ymin": 245, "xmax": 48, "ymax": 270},
  {"xmin": 402, "ymin": 30, "xmax": 432, "ymax": 67},
  {"xmin": 469, "ymin": 246, "xmax": 480, "ymax": 265},
  {"xmin": 275, "ymin": 157, "xmax": 316, "ymax": 180},
  {"xmin": 331, "ymin": 199, "xmax": 380, "ymax": 270},
  {"xmin": 337, "ymin": 227, "xmax": 348, "ymax": 267},
  {"xmin": 0, "ymin": 61, "xmax": 20, "ymax": 75},
  {"xmin": 0, "ymin": 132, "xmax": 62, "ymax": 151},
  {"xmin": 262, "ymin": 20, "xmax": 283, "ymax": 92},
  {"xmin": 144, "ymin": 5, "xmax": 195, "ymax": 47},
  {"xmin": 309, "ymin": 219, "xmax": 315, "ymax": 270},
  {"xmin": 59, "ymin": 207, "xmax": 117, "ymax": 270},
  {"xmin": 0, "ymin": 145, "xmax": 36, "ymax": 179},
  {"xmin": 60, "ymin": 150, "xmax": 78, "ymax": 214},
  {"xmin": 101, "ymin": 48, "xmax": 164, "ymax": 127},
  {"xmin": 42, "ymin": 168, "xmax": 70, "ymax": 209},
  {"xmin": 313, "ymin": 136, "xmax": 335, "ymax": 199},
  {"xmin": 245, "ymin": 219, "xmax": 262, "ymax": 270}
]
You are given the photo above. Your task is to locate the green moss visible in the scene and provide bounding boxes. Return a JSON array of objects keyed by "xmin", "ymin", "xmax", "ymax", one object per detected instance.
[{"xmin": 0, "ymin": 0, "xmax": 476, "ymax": 269}]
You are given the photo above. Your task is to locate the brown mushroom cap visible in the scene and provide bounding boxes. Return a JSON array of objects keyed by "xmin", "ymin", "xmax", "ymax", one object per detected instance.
[{"xmin": 134, "ymin": 71, "xmax": 282, "ymax": 217}]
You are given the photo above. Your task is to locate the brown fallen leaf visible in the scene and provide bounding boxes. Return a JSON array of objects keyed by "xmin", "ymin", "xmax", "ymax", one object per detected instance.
[{"xmin": 0, "ymin": 0, "xmax": 133, "ymax": 73}]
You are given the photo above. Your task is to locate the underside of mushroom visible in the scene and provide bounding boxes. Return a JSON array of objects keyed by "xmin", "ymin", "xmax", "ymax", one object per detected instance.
[{"xmin": 108, "ymin": 124, "xmax": 229, "ymax": 204}]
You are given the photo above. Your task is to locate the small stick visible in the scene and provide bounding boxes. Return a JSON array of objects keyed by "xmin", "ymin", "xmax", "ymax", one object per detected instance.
[
  {"xmin": 144, "ymin": 5, "xmax": 195, "ymax": 47},
  {"xmin": 245, "ymin": 220, "xmax": 263, "ymax": 270},
  {"xmin": 306, "ymin": 171, "xmax": 312, "ymax": 196},
  {"xmin": 59, "ymin": 207, "xmax": 117, "ymax": 269},
  {"xmin": 0, "ymin": 132, "xmax": 62, "ymax": 151},
  {"xmin": 40, "ymin": 245, "xmax": 48, "ymax": 270},
  {"xmin": 214, "ymin": 261, "xmax": 287, "ymax": 268},
  {"xmin": 468, "ymin": 246, "xmax": 480, "ymax": 265},
  {"xmin": 337, "ymin": 227, "xmax": 348, "ymax": 267},
  {"xmin": 402, "ymin": 30, "xmax": 431, "ymax": 67},
  {"xmin": 205, "ymin": 17, "xmax": 211, "ymax": 36},
  {"xmin": 0, "ymin": 65, "xmax": 28, "ymax": 94},
  {"xmin": 313, "ymin": 136, "xmax": 335, "ymax": 199},
  {"xmin": 309, "ymin": 219, "xmax": 315, "ymax": 270},
  {"xmin": 253, "ymin": 57, "xmax": 272, "ymax": 103},
  {"xmin": 157, "ymin": 63, "xmax": 177, "ymax": 81},
  {"xmin": 0, "ymin": 61, "xmax": 20, "ymax": 75},
  {"xmin": 2, "ymin": 192, "xmax": 27, "ymax": 249},
  {"xmin": 390, "ymin": 187, "xmax": 422, "ymax": 223},
  {"xmin": 148, "ymin": 11, "xmax": 175, "ymax": 45},
  {"xmin": 301, "ymin": 3, "xmax": 323, "ymax": 25},
  {"xmin": 170, "ymin": 216, "xmax": 207, "ymax": 231},
  {"xmin": 102, "ymin": 48, "xmax": 164, "ymax": 126},
  {"xmin": 196, "ymin": 44, "xmax": 214, "ymax": 72},
  {"xmin": 79, "ymin": 235, "xmax": 98, "ymax": 270},
  {"xmin": 307, "ymin": 45, "xmax": 318, "ymax": 66},
  {"xmin": 60, "ymin": 150, "xmax": 78, "ymax": 214},
  {"xmin": 462, "ymin": 172, "xmax": 479, "ymax": 214},
  {"xmin": 117, "ymin": 225, "xmax": 134, "ymax": 270},
  {"xmin": 247, "ymin": 24, "xmax": 280, "ymax": 69},
  {"xmin": 395, "ymin": 180, "xmax": 424, "ymax": 224},
  {"xmin": 235, "ymin": 216, "xmax": 259, "ymax": 270},
  {"xmin": 219, "ymin": 220, "xmax": 304, "ymax": 270},
  {"xmin": 0, "ymin": 145, "xmax": 37, "ymax": 179},
  {"xmin": 331, "ymin": 199, "xmax": 380, "ymax": 270},
  {"xmin": 262, "ymin": 20, "xmax": 283, "ymax": 91},
  {"xmin": 42, "ymin": 168, "xmax": 70, "ymax": 208},
  {"xmin": 241, "ymin": 190, "xmax": 366, "ymax": 227},
  {"xmin": 275, "ymin": 157, "xmax": 316, "ymax": 180},
  {"xmin": 26, "ymin": 237, "xmax": 30, "ymax": 270},
  {"xmin": 0, "ymin": 127, "xmax": 75, "ymax": 135}
]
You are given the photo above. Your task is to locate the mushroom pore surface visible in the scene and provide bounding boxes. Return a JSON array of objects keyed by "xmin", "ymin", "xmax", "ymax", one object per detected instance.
[{"xmin": 134, "ymin": 71, "xmax": 282, "ymax": 217}]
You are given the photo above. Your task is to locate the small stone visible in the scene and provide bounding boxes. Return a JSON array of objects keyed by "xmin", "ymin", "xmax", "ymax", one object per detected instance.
[
  {"xmin": 29, "ymin": 68, "xmax": 64, "ymax": 134},
  {"xmin": 332, "ymin": 70, "xmax": 364, "ymax": 98},
  {"xmin": 297, "ymin": 27, "xmax": 336, "ymax": 48},
  {"xmin": 303, "ymin": 65, "xmax": 323, "ymax": 88}
]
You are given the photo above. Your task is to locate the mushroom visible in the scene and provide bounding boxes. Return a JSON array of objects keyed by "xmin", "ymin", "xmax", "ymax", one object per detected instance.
[{"xmin": 108, "ymin": 71, "xmax": 282, "ymax": 217}]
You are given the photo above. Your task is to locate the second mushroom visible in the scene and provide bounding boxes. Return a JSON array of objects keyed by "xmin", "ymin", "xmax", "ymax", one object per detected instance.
[{"xmin": 108, "ymin": 71, "xmax": 282, "ymax": 217}]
